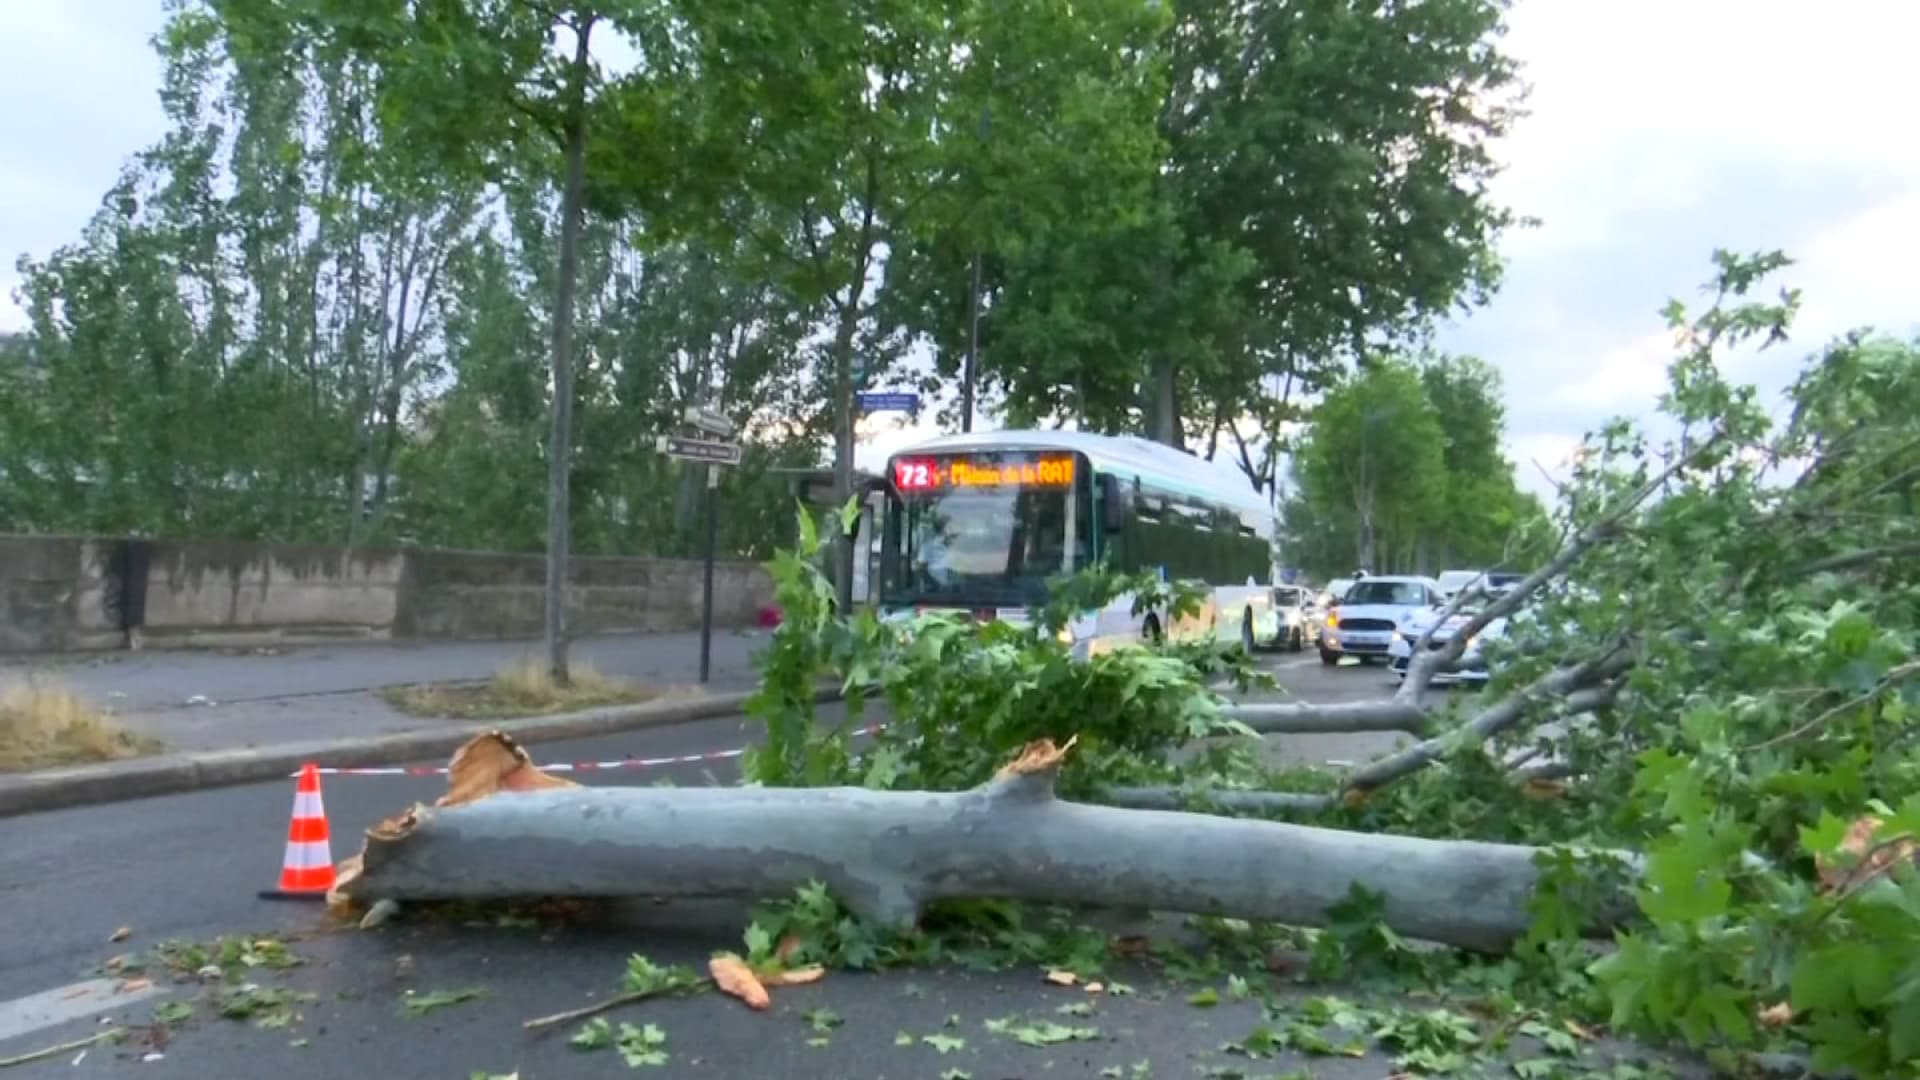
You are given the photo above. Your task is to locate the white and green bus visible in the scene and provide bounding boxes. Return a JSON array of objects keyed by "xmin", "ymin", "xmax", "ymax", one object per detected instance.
[{"xmin": 877, "ymin": 430, "xmax": 1279, "ymax": 657}]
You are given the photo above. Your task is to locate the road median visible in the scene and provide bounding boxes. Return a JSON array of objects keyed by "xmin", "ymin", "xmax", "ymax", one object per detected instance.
[{"xmin": 0, "ymin": 686, "xmax": 838, "ymax": 817}]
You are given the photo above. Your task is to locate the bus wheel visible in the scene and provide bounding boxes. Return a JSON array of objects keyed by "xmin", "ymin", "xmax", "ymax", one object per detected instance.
[
  {"xmin": 1142, "ymin": 615, "xmax": 1163, "ymax": 645},
  {"xmin": 1289, "ymin": 626, "xmax": 1304, "ymax": 652}
]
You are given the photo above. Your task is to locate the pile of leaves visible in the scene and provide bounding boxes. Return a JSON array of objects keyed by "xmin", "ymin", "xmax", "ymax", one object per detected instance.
[
  {"xmin": 741, "ymin": 499, "xmax": 1269, "ymax": 797},
  {"xmin": 734, "ymin": 251, "xmax": 1920, "ymax": 1078}
]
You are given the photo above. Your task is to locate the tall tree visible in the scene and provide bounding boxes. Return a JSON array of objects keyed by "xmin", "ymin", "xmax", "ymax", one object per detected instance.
[
  {"xmin": 253, "ymin": 0, "xmax": 690, "ymax": 681},
  {"xmin": 678, "ymin": 0, "xmax": 997, "ymax": 608},
  {"xmin": 932, "ymin": 0, "xmax": 1523, "ymax": 449},
  {"xmin": 1286, "ymin": 359, "xmax": 1448, "ymax": 573}
]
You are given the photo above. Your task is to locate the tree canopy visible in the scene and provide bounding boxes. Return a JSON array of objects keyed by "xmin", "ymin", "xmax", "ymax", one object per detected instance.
[
  {"xmin": 1280, "ymin": 353, "xmax": 1551, "ymax": 579},
  {"xmin": 2, "ymin": 0, "xmax": 1530, "ymax": 562}
]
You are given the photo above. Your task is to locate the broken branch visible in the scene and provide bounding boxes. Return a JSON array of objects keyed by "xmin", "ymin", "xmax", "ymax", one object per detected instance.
[
  {"xmin": 1399, "ymin": 428, "xmax": 1726, "ymax": 701},
  {"xmin": 1348, "ymin": 648, "xmax": 1633, "ymax": 796},
  {"xmin": 1222, "ymin": 700, "xmax": 1433, "ymax": 735},
  {"xmin": 523, "ymin": 982, "xmax": 714, "ymax": 1032}
]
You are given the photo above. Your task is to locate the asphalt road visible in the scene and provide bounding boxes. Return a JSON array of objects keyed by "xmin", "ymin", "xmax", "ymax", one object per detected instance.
[
  {"xmin": 1, "ymin": 655, "xmax": 1679, "ymax": 1079},
  {"xmin": 1, "ymin": 630, "xmax": 768, "ymax": 712},
  {"xmin": 0, "ymin": 630, "xmax": 770, "ymax": 752}
]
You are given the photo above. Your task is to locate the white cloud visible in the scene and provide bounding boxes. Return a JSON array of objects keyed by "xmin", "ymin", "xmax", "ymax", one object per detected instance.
[
  {"xmin": 1439, "ymin": 0, "xmax": 1920, "ymax": 501},
  {"xmin": 0, "ymin": 2, "xmax": 167, "ymax": 329}
]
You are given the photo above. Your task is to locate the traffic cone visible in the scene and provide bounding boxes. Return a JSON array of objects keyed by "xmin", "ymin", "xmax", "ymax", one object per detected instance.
[{"xmin": 258, "ymin": 763, "xmax": 335, "ymax": 901}]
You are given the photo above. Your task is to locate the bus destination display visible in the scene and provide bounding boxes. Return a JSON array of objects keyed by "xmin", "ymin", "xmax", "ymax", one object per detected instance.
[{"xmin": 893, "ymin": 455, "xmax": 1075, "ymax": 492}]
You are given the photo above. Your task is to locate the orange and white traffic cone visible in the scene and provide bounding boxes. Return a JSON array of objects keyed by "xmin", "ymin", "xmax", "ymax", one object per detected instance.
[{"xmin": 258, "ymin": 762, "xmax": 336, "ymax": 901}]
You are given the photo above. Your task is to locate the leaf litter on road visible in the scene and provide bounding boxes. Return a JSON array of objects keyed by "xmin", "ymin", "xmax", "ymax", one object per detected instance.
[{"xmin": 400, "ymin": 986, "xmax": 488, "ymax": 1017}]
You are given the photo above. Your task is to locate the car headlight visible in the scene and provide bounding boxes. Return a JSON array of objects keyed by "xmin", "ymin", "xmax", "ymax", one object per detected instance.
[{"xmin": 1055, "ymin": 627, "xmax": 1074, "ymax": 645}]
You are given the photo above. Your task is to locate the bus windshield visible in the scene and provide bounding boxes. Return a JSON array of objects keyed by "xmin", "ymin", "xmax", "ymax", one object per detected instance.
[{"xmin": 884, "ymin": 451, "xmax": 1087, "ymax": 607}]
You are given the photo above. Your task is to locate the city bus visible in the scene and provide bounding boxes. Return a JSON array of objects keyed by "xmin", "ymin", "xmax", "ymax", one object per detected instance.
[{"xmin": 876, "ymin": 429, "xmax": 1279, "ymax": 657}]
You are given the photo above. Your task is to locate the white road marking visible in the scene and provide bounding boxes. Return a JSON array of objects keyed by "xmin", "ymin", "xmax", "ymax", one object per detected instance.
[{"xmin": 0, "ymin": 977, "xmax": 167, "ymax": 1045}]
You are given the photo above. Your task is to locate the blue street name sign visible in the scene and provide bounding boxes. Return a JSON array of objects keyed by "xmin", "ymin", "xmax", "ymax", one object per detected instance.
[{"xmin": 856, "ymin": 391, "xmax": 920, "ymax": 413}]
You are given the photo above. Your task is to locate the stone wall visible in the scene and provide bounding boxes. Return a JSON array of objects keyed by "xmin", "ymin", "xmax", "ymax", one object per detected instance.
[
  {"xmin": 0, "ymin": 534, "xmax": 773, "ymax": 654},
  {"xmin": 392, "ymin": 548, "xmax": 770, "ymax": 639},
  {"xmin": 0, "ymin": 536, "xmax": 122, "ymax": 652}
]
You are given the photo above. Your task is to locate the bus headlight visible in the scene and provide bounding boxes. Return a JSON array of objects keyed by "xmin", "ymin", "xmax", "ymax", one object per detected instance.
[{"xmin": 1055, "ymin": 627, "xmax": 1075, "ymax": 645}]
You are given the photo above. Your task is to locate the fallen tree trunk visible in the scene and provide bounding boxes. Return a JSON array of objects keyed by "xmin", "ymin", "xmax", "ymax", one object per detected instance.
[{"xmin": 331, "ymin": 733, "xmax": 1636, "ymax": 953}]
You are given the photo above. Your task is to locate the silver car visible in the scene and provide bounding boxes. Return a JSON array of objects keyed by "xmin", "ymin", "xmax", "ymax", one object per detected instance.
[{"xmin": 1263, "ymin": 584, "xmax": 1321, "ymax": 651}]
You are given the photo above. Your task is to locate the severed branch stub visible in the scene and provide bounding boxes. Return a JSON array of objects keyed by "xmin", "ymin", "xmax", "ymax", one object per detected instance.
[{"xmin": 329, "ymin": 732, "xmax": 1632, "ymax": 954}]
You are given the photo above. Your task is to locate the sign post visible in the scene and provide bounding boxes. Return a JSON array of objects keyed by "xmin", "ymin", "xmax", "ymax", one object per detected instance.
[{"xmin": 658, "ymin": 413, "xmax": 742, "ymax": 683}]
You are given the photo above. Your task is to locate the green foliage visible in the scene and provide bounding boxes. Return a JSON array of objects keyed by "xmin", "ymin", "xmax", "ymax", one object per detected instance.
[
  {"xmin": 742, "ymin": 503, "xmax": 1266, "ymax": 795},
  {"xmin": 1268, "ymin": 252, "xmax": 1920, "ymax": 1076},
  {"xmin": 1282, "ymin": 352, "xmax": 1552, "ymax": 579}
]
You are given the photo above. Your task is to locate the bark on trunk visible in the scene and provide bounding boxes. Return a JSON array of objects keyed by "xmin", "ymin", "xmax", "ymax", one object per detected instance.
[
  {"xmin": 1147, "ymin": 360, "xmax": 1181, "ymax": 448},
  {"xmin": 544, "ymin": 19, "xmax": 595, "ymax": 684},
  {"xmin": 1225, "ymin": 700, "xmax": 1432, "ymax": 735},
  {"xmin": 331, "ymin": 734, "xmax": 1632, "ymax": 953},
  {"xmin": 830, "ymin": 297, "xmax": 859, "ymax": 613}
]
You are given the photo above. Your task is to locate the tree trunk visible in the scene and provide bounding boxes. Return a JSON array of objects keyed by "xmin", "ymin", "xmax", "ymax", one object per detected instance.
[
  {"xmin": 1146, "ymin": 360, "xmax": 1180, "ymax": 448},
  {"xmin": 828, "ymin": 150, "xmax": 881, "ymax": 615},
  {"xmin": 830, "ymin": 296, "xmax": 859, "ymax": 613},
  {"xmin": 545, "ymin": 19, "xmax": 595, "ymax": 685},
  {"xmin": 331, "ymin": 735, "xmax": 1632, "ymax": 953}
]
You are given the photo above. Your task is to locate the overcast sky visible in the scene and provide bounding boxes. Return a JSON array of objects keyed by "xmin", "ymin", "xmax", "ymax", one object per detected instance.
[{"xmin": 3, "ymin": 1, "xmax": 1915, "ymax": 500}]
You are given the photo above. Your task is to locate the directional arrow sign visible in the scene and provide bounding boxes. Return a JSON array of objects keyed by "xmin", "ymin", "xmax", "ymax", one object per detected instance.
[
  {"xmin": 683, "ymin": 406, "xmax": 734, "ymax": 437},
  {"xmin": 657, "ymin": 434, "xmax": 743, "ymax": 465}
]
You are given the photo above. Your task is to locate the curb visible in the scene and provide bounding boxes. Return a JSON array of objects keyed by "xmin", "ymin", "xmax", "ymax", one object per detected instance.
[{"xmin": 0, "ymin": 686, "xmax": 842, "ymax": 818}]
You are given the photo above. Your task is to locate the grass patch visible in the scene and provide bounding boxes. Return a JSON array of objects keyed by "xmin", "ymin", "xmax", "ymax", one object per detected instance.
[
  {"xmin": 0, "ymin": 679, "xmax": 161, "ymax": 771},
  {"xmin": 380, "ymin": 657, "xmax": 676, "ymax": 719}
]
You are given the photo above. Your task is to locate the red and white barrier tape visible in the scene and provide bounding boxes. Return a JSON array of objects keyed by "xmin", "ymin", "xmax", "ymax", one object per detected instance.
[{"xmin": 300, "ymin": 724, "xmax": 888, "ymax": 777}]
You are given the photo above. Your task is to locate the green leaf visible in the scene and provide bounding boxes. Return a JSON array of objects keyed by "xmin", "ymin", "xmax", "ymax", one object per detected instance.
[
  {"xmin": 922, "ymin": 1033, "xmax": 967, "ymax": 1054},
  {"xmin": 401, "ymin": 986, "xmax": 487, "ymax": 1018},
  {"xmin": 1187, "ymin": 987, "xmax": 1221, "ymax": 1007},
  {"xmin": 572, "ymin": 1018, "xmax": 615, "ymax": 1050},
  {"xmin": 615, "ymin": 1022, "xmax": 670, "ymax": 1068},
  {"xmin": 743, "ymin": 923, "xmax": 774, "ymax": 963}
]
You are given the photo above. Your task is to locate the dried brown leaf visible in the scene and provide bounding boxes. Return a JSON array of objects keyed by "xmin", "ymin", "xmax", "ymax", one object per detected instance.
[
  {"xmin": 710, "ymin": 953, "xmax": 769, "ymax": 1010},
  {"xmin": 1109, "ymin": 935, "xmax": 1150, "ymax": 957},
  {"xmin": 1814, "ymin": 815, "xmax": 1918, "ymax": 893},
  {"xmin": 1044, "ymin": 969, "xmax": 1078, "ymax": 986},
  {"xmin": 1758, "ymin": 1002, "xmax": 1794, "ymax": 1028},
  {"xmin": 116, "ymin": 978, "xmax": 152, "ymax": 995},
  {"xmin": 1084, "ymin": 982, "xmax": 1105, "ymax": 994},
  {"xmin": 1523, "ymin": 779, "xmax": 1568, "ymax": 801},
  {"xmin": 757, "ymin": 965, "xmax": 824, "ymax": 988},
  {"xmin": 109, "ymin": 926, "xmax": 132, "ymax": 943}
]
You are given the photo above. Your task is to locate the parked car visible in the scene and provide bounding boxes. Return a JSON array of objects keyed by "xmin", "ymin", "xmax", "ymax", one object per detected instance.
[
  {"xmin": 1436, "ymin": 569, "xmax": 1528, "ymax": 601},
  {"xmin": 1262, "ymin": 584, "xmax": 1321, "ymax": 651},
  {"xmin": 1387, "ymin": 603, "xmax": 1508, "ymax": 686},
  {"xmin": 1320, "ymin": 574, "xmax": 1446, "ymax": 665}
]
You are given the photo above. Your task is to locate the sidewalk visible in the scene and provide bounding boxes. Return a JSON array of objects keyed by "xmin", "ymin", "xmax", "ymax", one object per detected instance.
[{"xmin": 1, "ymin": 630, "xmax": 769, "ymax": 754}]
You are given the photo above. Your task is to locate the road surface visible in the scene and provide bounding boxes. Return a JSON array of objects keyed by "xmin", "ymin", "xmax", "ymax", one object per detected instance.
[
  {"xmin": 0, "ymin": 630, "xmax": 769, "ymax": 753},
  {"xmin": 1, "ymin": 656, "xmax": 1685, "ymax": 1078}
]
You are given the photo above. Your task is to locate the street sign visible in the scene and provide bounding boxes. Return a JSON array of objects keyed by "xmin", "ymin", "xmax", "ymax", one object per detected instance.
[
  {"xmin": 856, "ymin": 391, "xmax": 920, "ymax": 413},
  {"xmin": 656, "ymin": 434, "xmax": 743, "ymax": 466},
  {"xmin": 683, "ymin": 406, "xmax": 734, "ymax": 438}
]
